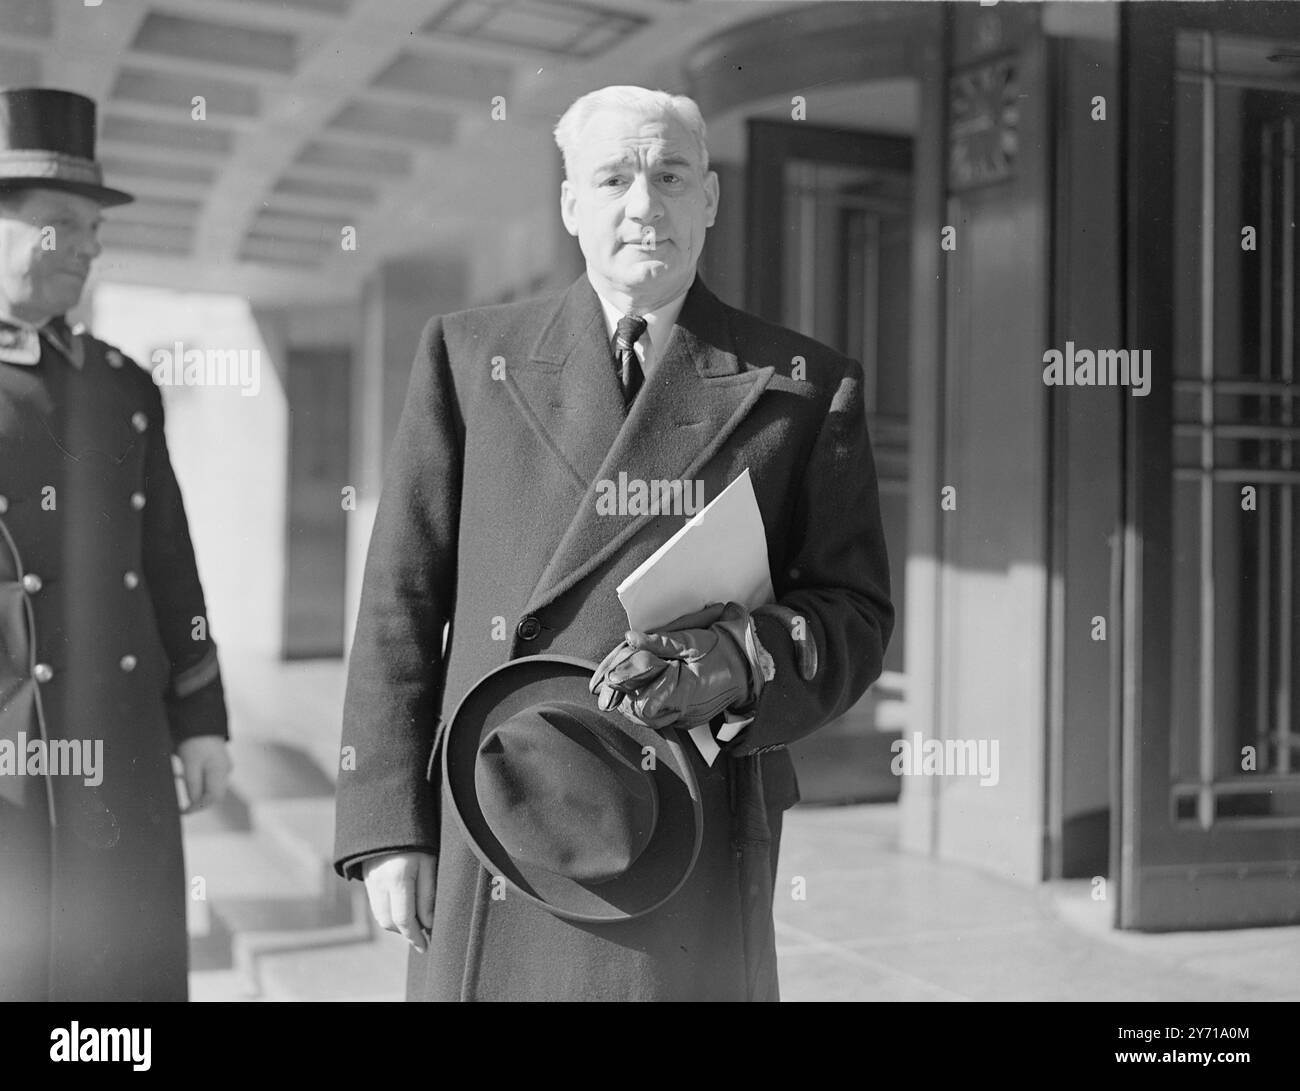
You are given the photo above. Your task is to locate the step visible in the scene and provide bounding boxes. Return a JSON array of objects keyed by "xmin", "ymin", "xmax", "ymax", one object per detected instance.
[
  {"xmin": 184, "ymin": 823, "xmax": 373, "ymax": 990},
  {"xmin": 225, "ymin": 737, "xmax": 337, "ymax": 804},
  {"xmin": 180, "ymin": 739, "xmax": 378, "ymax": 1000},
  {"xmin": 185, "ymin": 829, "xmax": 324, "ymax": 904},
  {"xmin": 255, "ymin": 930, "xmax": 410, "ymax": 1002},
  {"xmin": 248, "ymin": 796, "xmax": 338, "ymax": 878},
  {"xmin": 189, "ymin": 968, "xmax": 262, "ymax": 1003}
]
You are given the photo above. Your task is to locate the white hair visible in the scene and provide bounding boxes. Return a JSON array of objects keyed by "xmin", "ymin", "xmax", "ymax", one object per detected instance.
[{"xmin": 553, "ymin": 85, "xmax": 709, "ymax": 179}]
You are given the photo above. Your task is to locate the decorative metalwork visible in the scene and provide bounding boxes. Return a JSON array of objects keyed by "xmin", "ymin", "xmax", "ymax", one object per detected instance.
[{"xmin": 948, "ymin": 56, "xmax": 1019, "ymax": 191}]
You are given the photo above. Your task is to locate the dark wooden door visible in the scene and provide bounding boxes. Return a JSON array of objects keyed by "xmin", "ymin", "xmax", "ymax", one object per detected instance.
[{"xmin": 1119, "ymin": 0, "xmax": 1300, "ymax": 929}]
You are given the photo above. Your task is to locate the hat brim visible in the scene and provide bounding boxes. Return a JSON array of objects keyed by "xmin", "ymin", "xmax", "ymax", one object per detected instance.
[
  {"xmin": 444, "ymin": 655, "xmax": 704, "ymax": 924},
  {"xmin": 0, "ymin": 176, "xmax": 133, "ymax": 208}
]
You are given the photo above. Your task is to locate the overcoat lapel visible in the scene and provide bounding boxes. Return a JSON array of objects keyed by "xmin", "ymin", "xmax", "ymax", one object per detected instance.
[
  {"xmin": 505, "ymin": 275, "xmax": 773, "ymax": 617},
  {"xmin": 503, "ymin": 277, "xmax": 627, "ymax": 493}
]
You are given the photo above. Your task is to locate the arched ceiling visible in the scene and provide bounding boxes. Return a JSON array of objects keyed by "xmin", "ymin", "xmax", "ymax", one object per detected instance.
[{"xmin": 1, "ymin": 0, "xmax": 807, "ymax": 305}]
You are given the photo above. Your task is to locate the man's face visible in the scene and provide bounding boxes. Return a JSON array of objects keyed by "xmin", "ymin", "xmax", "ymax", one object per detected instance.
[
  {"xmin": 0, "ymin": 187, "xmax": 103, "ymax": 325},
  {"xmin": 560, "ymin": 108, "xmax": 718, "ymax": 310}
]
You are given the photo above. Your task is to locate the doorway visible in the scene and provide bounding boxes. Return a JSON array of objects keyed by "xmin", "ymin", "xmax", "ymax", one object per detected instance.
[
  {"xmin": 746, "ymin": 119, "xmax": 912, "ymax": 803},
  {"xmin": 282, "ymin": 346, "xmax": 351, "ymax": 660}
]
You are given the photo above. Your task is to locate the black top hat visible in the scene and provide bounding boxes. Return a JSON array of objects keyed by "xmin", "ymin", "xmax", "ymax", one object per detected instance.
[
  {"xmin": 0, "ymin": 88, "xmax": 133, "ymax": 207},
  {"xmin": 444, "ymin": 655, "xmax": 703, "ymax": 923}
]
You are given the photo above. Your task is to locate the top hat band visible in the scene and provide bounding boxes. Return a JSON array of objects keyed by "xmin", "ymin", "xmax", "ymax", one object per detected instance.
[{"xmin": 0, "ymin": 150, "xmax": 104, "ymax": 187}]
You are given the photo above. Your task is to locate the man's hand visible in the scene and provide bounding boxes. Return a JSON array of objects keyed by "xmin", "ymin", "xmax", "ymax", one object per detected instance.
[
  {"xmin": 176, "ymin": 736, "xmax": 232, "ymax": 814},
  {"xmin": 590, "ymin": 602, "xmax": 761, "ymax": 730},
  {"xmin": 362, "ymin": 852, "xmax": 436, "ymax": 953}
]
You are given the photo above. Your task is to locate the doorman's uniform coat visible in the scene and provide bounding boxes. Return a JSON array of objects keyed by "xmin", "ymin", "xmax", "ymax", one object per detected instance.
[
  {"xmin": 334, "ymin": 276, "xmax": 893, "ymax": 1001},
  {"xmin": 0, "ymin": 328, "xmax": 228, "ymax": 1001}
]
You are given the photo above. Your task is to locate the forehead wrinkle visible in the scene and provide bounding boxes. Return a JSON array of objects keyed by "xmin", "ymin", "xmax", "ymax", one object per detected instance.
[{"xmin": 588, "ymin": 144, "xmax": 698, "ymax": 176}]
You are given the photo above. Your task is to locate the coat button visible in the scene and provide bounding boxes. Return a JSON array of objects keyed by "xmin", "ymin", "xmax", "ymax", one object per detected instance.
[
  {"xmin": 106, "ymin": 349, "xmax": 124, "ymax": 368},
  {"xmin": 131, "ymin": 411, "xmax": 148, "ymax": 433},
  {"xmin": 123, "ymin": 571, "xmax": 140, "ymax": 590},
  {"xmin": 0, "ymin": 495, "xmax": 7, "ymax": 514},
  {"xmin": 120, "ymin": 655, "xmax": 137, "ymax": 673},
  {"xmin": 130, "ymin": 492, "xmax": 146, "ymax": 511},
  {"xmin": 33, "ymin": 663, "xmax": 53, "ymax": 683},
  {"xmin": 21, "ymin": 573, "xmax": 42, "ymax": 594},
  {"xmin": 516, "ymin": 615, "xmax": 542, "ymax": 641}
]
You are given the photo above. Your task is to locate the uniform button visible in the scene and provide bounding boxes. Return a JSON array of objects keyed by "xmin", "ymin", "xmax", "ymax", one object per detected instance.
[
  {"xmin": 516, "ymin": 615, "xmax": 542, "ymax": 641},
  {"xmin": 21, "ymin": 573, "xmax": 42, "ymax": 594},
  {"xmin": 33, "ymin": 663, "xmax": 53, "ymax": 683},
  {"xmin": 120, "ymin": 655, "xmax": 137, "ymax": 673},
  {"xmin": 131, "ymin": 411, "xmax": 148, "ymax": 433},
  {"xmin": 0, "ymin": 495, "xmax": 7, "ymax": 514},
  {"xmin": 123, "ymin": 571, "xmax": 140, "ymax": 590},
  {"xmin": 106, "ymin": 349, "xmax": 124, "ymax": 368},
  {"xmin": 130, "ymin": 492, "xmax": 146, "ymax": 511}
]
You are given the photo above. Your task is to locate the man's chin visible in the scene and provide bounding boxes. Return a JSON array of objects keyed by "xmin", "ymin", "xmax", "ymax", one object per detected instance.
[
  {"xmin": 619, "ymin": 257, "xmax": 672, "ymax": 282},
  {"xmin": 43, "ymin": 279, "xmax": 87, "ymax": 313}
]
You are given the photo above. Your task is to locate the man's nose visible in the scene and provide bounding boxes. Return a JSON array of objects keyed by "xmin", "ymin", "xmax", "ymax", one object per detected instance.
[
  {"xmin": 73, "ymin": 230, "xmax": 101, "ymax": 261},
  {"xmin": 624, "ymin": 174, "xmax": 663, "ymax": 222}
]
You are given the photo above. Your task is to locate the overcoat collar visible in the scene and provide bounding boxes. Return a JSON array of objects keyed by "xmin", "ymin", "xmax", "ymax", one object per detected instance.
[{"xmin": 505, "ymin": 274, "xmax": 773, "ymax": 616}]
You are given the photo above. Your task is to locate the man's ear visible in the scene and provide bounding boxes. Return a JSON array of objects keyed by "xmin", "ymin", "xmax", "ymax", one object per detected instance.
[
  {"xmin": 703, "ymin": 170, "xmax": 720, "ymax": 230},
  {"xmin": 559, "ymin": 179, "xmax": 580, "ymax": 238}
]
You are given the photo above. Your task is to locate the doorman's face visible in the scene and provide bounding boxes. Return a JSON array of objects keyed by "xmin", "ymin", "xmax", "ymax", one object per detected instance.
[
  {"xmin": 0, "ymin": 187, "xmax": 103, "ymax": 325},
  {"xmin": 560, "ymin": 109, "xmax": 718, "ymax": 311}
]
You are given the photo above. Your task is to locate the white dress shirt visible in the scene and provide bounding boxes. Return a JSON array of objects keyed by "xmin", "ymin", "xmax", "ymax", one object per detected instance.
[{"xmin": 591, "ymin": 278, "xmax": 689, "ymax": 379}]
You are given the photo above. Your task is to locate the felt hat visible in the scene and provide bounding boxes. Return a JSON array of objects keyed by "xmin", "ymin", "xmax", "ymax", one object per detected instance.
[
  {"xmin": 443, "ymin": 654, "xmax": 703, "ymax": 923},
  {"xmin": 0, "ymin": 88, "xmax": 133, "ymax": 207}
]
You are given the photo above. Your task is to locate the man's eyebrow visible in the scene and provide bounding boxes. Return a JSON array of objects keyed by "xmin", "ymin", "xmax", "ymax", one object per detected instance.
[
  {"xmin": 590, "ymin": 151, "xmax": 698, "ymax": 175},
  {"xmin": 591, "ymin": 155, "xmax": 635, "ymax": 175}
]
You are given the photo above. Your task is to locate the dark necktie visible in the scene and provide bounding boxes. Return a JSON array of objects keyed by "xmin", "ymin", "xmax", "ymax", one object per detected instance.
[{"xmin": 614, "ymin": 314, "xmax": 648, "ymax": 408}]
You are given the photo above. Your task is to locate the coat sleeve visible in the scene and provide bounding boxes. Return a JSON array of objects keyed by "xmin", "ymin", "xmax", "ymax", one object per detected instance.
[
  {"xmin": 727, "ymin": 356, "xmax": 894, "ymax": 756},
  {"xmin": 333, "ymin": 317, "xmax": 463, "ymax": 880},
  {"xmin": 139, "ymin": 377, "xmax": 229, "ymax": 746}
]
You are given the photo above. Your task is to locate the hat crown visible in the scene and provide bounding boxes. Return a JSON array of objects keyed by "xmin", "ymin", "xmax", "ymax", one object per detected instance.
[
  {"xmin": 474, "ymin": 703, "xmax": 659, "ymax": 884},
  {"xmin": 0, "ymin": 89, "xmax": 97, "ymax": 159}
]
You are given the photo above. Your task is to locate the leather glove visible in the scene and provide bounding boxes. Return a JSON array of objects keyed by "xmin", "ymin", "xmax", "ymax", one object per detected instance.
[{"xmin": 590, "ymin": 602, "xmax": 763, "ymax": 730}]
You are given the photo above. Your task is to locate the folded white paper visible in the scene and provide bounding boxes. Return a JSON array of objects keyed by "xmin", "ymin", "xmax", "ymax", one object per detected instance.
[{"xmin": 616, "ymin": 469, "xmax": 774, "ymax": 765}]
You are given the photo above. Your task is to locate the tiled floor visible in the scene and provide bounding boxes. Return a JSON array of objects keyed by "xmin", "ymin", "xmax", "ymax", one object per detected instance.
[{"xmin": 774, "ymin": 805, "xmax": 1300, "ymax": 1002}]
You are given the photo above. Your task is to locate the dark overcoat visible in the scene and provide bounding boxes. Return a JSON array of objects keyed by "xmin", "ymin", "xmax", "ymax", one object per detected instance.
[
  {"xmin": 334, "ymin": 275, "xmax": 893, "ymax": 1001},
  {"xmin": 0, "ymin": 325, "xmax": 228, "ymax": 1001}
]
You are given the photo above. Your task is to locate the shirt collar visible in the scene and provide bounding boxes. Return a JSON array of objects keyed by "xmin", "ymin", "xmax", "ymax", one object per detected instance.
[
  {"xmin": 0, "ymin": 314, "xmax": 84, "ymax": 368},
  {"xmin": 590, "ymin": 275, "xmax": 691, "ymax": 373}
]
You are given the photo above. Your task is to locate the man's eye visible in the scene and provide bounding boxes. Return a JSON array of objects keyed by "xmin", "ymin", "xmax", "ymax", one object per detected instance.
[
  {"xmin": 600, "ymin": 177, "xmax": 626, "ymax": 187},
  {"xmin": 660, "ymin": 174, "xmax": 681, "ymax": 185}
]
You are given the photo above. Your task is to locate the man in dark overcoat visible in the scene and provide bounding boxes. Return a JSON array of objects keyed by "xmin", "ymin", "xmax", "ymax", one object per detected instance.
[
  {"xmin": 334, "ymin": 85, "xmax": 893, "ymax": 1001},
  {"xmin": 0, "ymin": 89, "xmax": 231, "ymax": 1001}
]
